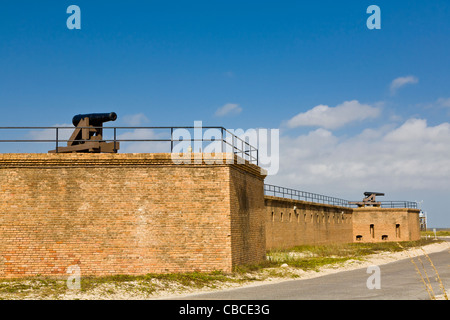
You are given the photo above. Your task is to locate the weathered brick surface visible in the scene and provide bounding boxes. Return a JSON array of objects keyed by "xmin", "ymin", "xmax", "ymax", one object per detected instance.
[
  {"xmin": 0, "ymin": 153, "xmax": 265, "ymax": 278},
  {"xmin": 265, "ymin": 197, "xmax": 421, "ymax": 249},
  {"xmin": 265, "ymin": 196, "xmax": 353, "ymax": 249},
  {"xmin": 230, "ymin": 167, "xmax": 266, "ymax": 266},
  {"xmin": 352, "ymin": 207, "xmax": 421, "ymax": 243}
]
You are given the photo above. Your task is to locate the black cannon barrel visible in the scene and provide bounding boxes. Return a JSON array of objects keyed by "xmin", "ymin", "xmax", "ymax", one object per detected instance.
[
  {"xmin": 72, "ymin": 112, "xmax": 117, "ymax": 126},
  {"xmin": 364, "ymin": 192, "xmax": 385, "ymax": 196}
]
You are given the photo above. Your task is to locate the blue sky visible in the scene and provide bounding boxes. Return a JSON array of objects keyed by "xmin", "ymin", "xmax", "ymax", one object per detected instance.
[{"xmin": 1, "ymin": 1, "xmax": 450, "ymax": 227}]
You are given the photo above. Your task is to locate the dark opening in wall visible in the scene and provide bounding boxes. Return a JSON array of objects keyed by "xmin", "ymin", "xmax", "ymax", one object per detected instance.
[
  {"xmin": 356, "ymin": 235, "xmax": 363, "ymax": 241},
  {"xmin": 382, "ymin": 235, "xmax": 388, "ymax": 240},
  {"xmin": 396, "ymin": 224, "xmax": 400, "ymax": 238},
  {"xmin": 370, "ymin": 224, "xmax": 375, "ymax": 238}
]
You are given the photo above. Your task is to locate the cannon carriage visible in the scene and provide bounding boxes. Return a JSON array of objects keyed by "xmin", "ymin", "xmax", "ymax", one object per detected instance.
[{"xmin": 49, "ymin": 112, "xmax": 119, "ymax": 153}]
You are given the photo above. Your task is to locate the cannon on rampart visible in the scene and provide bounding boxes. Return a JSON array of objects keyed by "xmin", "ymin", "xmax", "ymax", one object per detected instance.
[{"xmin": 49, "ymin": 112, "xmax": 119, "ymax": 153}]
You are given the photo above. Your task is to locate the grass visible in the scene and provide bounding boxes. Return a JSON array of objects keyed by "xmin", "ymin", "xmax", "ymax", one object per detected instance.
[
  {"xmin": 421, "ymin": 229, "xmax": 450, "ymax": 237},
  {"xmin": 0, "ymin": 270, "xmax": 258, "ymax": 300},
  {"xmin": 397, "ymin": 242, "xmax": 448, "ymax": 300},
  {"xmin": 0, "ymin": 238, "xmax": 443, "ymax": 300},
  {"xmin": 80, "ymin": 270, "xmax": 253, "ymax": 292},
  {"xmin": 258, "ymin": 238, "xmax": 438, "ymax": 272}
]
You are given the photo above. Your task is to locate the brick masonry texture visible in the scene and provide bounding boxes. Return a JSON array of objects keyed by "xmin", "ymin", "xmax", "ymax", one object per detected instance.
[
  {"xmin": 0, "ymin": 153, "xmax": 421, "ymax": 278},
  {"xmin": 265, "ymin": 196, "xmax": 354, "ymax": 250},
  {"xmin": 352, "ymin": 207, "xmax": 421, "ymax": 243},
  {"xmin": 265, "ymin": 196, "xmax": 420, "ymax": 249},
  {"xmin": 0, "ymin": 153, "xmax": 265, "ymax": 278}
]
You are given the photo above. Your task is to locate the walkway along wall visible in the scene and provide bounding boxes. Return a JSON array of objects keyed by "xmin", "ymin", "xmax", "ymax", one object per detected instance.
[{"xmin": 0, "ymin": 153, "xmax": 266, "ymax": 278}]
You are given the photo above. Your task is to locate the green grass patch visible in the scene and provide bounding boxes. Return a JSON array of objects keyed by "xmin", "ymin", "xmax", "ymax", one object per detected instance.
[
  {"xmin": 284, "ymin": 257, "xmax": 352, "ymax": 271},
  {"xmin": 257, "ymin": 238, "xmax": 440, "ymax": 273},
  {"xmin": 421, "ymin": 229, "xmax": 450, "ymax": 237},
  {"xmin": 282, "ymin": 238, "xmax": 437, "ymax": 256},
  {"xmin": 0, "ymin": 271, "xmax": 248, "ymax": 299}
]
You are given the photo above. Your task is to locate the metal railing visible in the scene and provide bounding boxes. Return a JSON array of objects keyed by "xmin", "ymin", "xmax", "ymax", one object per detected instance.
[
  {"xmin": 264, "ymin": 184, "xmax": 354, "ymax": 208},
  {"xmin": 0, "ymin": 126, "xmax": 259, "ymax": 165},
  {"xmin": 264, "ymin": 184, "xmax": 419, "ymax": 209},
  {"xmin": 380, "ymin": 201, "xmax": 418, "ymax": 209}
]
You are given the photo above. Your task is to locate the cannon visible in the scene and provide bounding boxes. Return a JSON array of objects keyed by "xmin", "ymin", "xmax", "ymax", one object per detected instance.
[
  {"xmin": 49, "ymin": 112, "xmax": 119, "ymax": 153},
  {"xmin": 72, "ymin": 112, "xmax": 117, "ymax": 127},
  {"xmin": 349, "ymin": 192, "xmax": 385, "ymax": 207}
]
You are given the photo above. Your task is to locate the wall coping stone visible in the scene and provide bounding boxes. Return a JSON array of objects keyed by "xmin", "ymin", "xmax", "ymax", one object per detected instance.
[{"xmin": 0, "ymin": 153, "xmax": 266, "ymax": 179}]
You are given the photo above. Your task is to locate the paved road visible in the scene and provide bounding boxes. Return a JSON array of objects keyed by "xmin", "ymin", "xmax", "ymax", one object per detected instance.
[{"xmin": 182, "ymin": 245, "xmax": 450, "ymax": 300}]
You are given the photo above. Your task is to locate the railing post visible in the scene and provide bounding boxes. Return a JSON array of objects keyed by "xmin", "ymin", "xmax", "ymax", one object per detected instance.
[
  {"xmin": 221, "ymin": 128, "xmax": 224, "ymax": 153},
  {"xmin": 170, "ymin": 127, "xmax": 173, "ymax": 153},
  {"xmin": 56, "ymin": 128, "xmax": 59, "ymax": 153},
  {"xmin": 113, "ymin": 127, "xmax": 117, "ymax": 153},
  {"xmin": 233, "ymin": 134, "xmax": 236, "ymax": 155}
]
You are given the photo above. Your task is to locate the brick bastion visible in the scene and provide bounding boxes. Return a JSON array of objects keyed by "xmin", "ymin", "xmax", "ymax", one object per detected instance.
[{"xmin": 0, "ymin": 153, "xmax": 266, "ymax": 278}]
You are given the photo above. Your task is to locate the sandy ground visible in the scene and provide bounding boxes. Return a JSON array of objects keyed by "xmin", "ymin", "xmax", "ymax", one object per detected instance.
[{"xmin": 4, "ymin": 240, "xmax": 448, "ymax": 300}]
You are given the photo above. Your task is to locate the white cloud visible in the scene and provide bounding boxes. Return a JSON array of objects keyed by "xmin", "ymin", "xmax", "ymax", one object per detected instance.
[
  {"xmin": 27, "ymin": 124, "xmax": 73, "ymax": 141},
  {"xmin": 117, "ymin": 128, "xmax": 169, "ymax": 153},
  {"xmin": 268, "ymin": 118, "xmax": 450, "ymax": 194},
  {"xmin": 437, "ymin": 97, "xmax": 450, "ymax": 108},
  {"xmin": 214, "ymin": 103, "xmax": 242, "ymax": 117},
  {"xmin": 286, "ymin": 100, "xmax": 380, "ymax": 130},
  {"xmin": 122, "ymin": 113, "xmax": 149, "ymax": 126},
  {"xmin": 390, "ymin": 76, "xmax": 419, "ymax": 95}
]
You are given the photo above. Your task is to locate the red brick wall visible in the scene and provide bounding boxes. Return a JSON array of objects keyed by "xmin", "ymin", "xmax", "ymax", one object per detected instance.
[
  {"xmin": 265, "ymin": 196, "xmax": 353, "ymax": 250},
  {"xmin": 352, "ymin": 207, "xmax": 421, "ymax": 243},
  {"xmin": 265, "ymin": 197, "xmax": 421, "ymax": 249},
  {"xmin": 0, "ymin": 153, "xmax": 266, "ymax": 278},
  {"xmin": 230, "ymin": 166, "xmax": 266, "ymax": 267}
]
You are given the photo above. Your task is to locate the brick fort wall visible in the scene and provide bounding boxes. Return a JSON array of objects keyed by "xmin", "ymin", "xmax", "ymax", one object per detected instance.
[
  {"xmin": 352, "ymin": 207, "xmax": 421, "ymax": 243},
  {"xmin": 265, "ymin": 196, "xmax": 354, "ymax": 250},
  {"xmin": 0, "ymin": 153, "xmax": 421, "ymax": 278},
  {"xmin": 0, "ymin": 153, "xmax": 266, "ymax": 278}
]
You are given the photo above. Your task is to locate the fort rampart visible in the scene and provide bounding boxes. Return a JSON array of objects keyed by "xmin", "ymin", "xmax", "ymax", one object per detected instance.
[
  {"xmin": 0, "ymin": 153, "xmax": 265, "ymax": 278},
  {"xmin": 0, "ymin": 153, "xmax": 420, "ymax": 278},
  {"xmin": 265, "ymin": 196, "xmax": 354, "ymax": 249}
]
